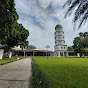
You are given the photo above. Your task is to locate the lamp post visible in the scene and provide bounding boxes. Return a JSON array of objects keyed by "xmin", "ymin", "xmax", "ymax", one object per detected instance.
[{"xmin": 45, "ymin": 45, "xmax": 50, "ymax": 58}]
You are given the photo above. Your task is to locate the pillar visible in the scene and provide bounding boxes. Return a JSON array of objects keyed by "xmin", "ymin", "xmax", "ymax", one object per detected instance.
[
  {"xmin": 9, "ymin": 52, "xmax": 12, "ymax": 58},
  {"xmin": 0, "ymin": 49, "xmax": 4, "ymax": 59},
  {"xmin": 33, "ymin": 51, "xmax": 35, "ymax": 57},
  {"xmin": 67, "ymin": 52, "xmax": 68, "ymax": 57},
  {"xmin": 58, "ymin": 52, "xmax": 60, "ymax": 57},
  {"xmin": 24, "ymin": 51, "xmax": 25, "ymax": 57}
]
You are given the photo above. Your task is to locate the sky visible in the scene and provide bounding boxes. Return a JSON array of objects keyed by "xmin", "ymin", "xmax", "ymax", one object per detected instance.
[{"xmin": 15, "ymin": 0, "xmax": 88, "ymax": 51}]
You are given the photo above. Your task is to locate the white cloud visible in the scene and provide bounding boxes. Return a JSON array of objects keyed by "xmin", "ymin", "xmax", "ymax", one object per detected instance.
[{"xmin": 15, "ymin": 0, "xmax": 88, "ymax": 51}]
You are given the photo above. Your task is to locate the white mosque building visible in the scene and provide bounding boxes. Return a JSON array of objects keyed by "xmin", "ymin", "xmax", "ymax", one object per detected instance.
[{"xmin": 54, "ymin": 24, "xmax": 68, "ymax": 57}]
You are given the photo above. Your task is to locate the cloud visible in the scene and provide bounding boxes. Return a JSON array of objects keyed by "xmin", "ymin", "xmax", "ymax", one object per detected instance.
[{"xmin": 15, "ymin": 0, "xmax": 88, "ymax": 51}]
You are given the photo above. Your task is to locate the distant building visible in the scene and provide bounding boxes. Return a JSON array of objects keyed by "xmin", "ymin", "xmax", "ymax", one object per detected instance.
[
  {"xmin": 12, "ymin": 45, "xmax": 53, "ymax": 57},
  {"xmin": 54, "ymin": 24, "xmax": 68, "ymax": 57}
]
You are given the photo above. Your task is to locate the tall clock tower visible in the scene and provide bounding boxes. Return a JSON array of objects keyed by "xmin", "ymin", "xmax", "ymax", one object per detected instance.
[{"xmin": 54, "ymin": 24, "xmax": 68, "ymax": 57}]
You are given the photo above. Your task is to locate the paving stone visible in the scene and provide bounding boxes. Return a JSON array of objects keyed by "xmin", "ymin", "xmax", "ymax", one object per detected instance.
[{"xmin": 0, "ymin": 58, "xmax": 32, "ymax": 88}]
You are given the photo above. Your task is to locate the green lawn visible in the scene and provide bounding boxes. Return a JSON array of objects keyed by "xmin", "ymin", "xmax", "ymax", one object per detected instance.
[
  {"xmin": 33, "ymin": 57, "xmax": 88, "ymax": 88},
  {"xmin": 0, "ymin": 57, "xmax": 23, "ymax": 65}
]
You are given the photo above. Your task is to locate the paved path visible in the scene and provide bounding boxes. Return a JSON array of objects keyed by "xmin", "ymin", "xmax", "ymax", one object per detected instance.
[{"xmin": 0, "ymin": 58, "xmax": 32, "ymax": 88}]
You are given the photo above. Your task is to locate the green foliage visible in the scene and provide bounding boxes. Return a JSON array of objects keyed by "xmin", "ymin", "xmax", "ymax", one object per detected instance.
[
  {"xmin": 14, "ymin": 23, "xmax": 29, "ymax": 48},
  {"xmin": 0, "ymin": 0, "xmax": 19, "ymax": 40},
  {"xmin": 33, "ymin": 57, "xmax": 88, "ymax": 88},
  {"xmin": 1, "ymin": 22, "xmax": 29, "ymax": 51},
  {"xmin": 0, "ymin": 0, "xmax": 29, "ymax": 52},
  {"xmin": 64, "ymin": 0, "xmax": 88, "ymax": 29},
  {"xmin": 73, "ymin": 32, "xmax": 88, "ymax": 57},
  {"xmin": 68, "ymin": 46, "xmax": 73, "ymax": 51},
  {"xmin": 32, "ymin": 59, "xmax": 51, "ymax": 88}
]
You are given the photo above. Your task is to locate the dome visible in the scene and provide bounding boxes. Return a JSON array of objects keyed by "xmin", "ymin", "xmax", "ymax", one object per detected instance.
[
  {"xmin": 55, "ymin": 24, "xmax": 62, "ymax": 29},
  {"xmin": 26, "ymin": 45, "xmax": 36, "ymax": 51},
  {"xmin": 28, "ymin": 45, "xmax": 36, "ymax": 48}
]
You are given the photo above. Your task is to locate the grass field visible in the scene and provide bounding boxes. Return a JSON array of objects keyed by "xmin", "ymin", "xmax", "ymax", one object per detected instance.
[
  {"xmin": 0, "ymin": 57, "xmax": 23, "ymax": 65},
  {"xmin": 33, "ymin": 57, "xmax": 88, "ymax": 88}
]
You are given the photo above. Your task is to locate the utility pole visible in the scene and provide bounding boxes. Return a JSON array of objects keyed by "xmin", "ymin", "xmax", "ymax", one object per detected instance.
[{"xmin": 45, "ymin": 45, "xmax": 50, "ymax": 58}]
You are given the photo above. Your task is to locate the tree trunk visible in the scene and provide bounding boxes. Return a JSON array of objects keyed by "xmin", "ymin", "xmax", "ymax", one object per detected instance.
[{"xmin": 8, "ymin": 49, "xmax": 12, "ymax": 58}]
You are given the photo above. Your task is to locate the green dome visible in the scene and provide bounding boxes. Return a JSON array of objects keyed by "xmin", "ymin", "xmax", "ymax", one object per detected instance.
[
  {"xmin": 55, "ymin": 24, "xmax": 62, "ymax": 29},
  {"xmin": 28, "ymin": 45, "xmax": 36, "ymax": 48}
]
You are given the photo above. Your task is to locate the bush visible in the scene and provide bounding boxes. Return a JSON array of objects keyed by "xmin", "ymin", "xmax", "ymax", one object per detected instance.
[{"xmin": 32, "ymin": 59, "xmax": 51, "ymax": 88}]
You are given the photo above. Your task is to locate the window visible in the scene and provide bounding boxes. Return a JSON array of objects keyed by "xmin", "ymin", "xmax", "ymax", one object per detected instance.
[
  {"xmin": 64, "ymin": 47, "xmax": 65, "ymax": 49},
  {"xmin": 58, "ymin": 31, "xmax": 60, "ymax": 33}
]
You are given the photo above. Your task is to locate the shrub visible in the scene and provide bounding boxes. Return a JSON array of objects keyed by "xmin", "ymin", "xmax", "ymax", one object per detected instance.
[{"xmin": 32, "ymin": 59, "xmax": 51, "ymax": 88}]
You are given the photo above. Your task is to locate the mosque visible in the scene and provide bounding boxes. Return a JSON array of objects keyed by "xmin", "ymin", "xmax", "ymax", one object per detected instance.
[
  {"xmin": 12, "ymin": 24, "xmax": 68, "ymax": 57},
  {"xmin": 54, "ymin": 24, "xmax": 68, "ymax": 57},
  {"xmin": 0, "ymin": 24, "xmax": 68, "ymax": 59}
]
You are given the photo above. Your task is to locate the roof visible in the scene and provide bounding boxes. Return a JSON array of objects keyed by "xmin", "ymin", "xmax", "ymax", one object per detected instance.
[
  {"xmin": 26, "ymin": 45, "xmax": 36, "ymax": 51},
  {"xmin": 12, "ymin": 46, "xmax": 53, "ymax": 52},
  {"xmin": 28, "ymin": 45, "xmax": 36, "ymax": 48},
  {"xmin": 12, "ymin": 46, "xmax": 26, "ymax": 51},
  {"xmin": 55, "ymin": 24, "xmax": 62, "ymax": 29},
  {"xmin": 33, "ymin": 48, "xmax": 46, "ymax": 51}
]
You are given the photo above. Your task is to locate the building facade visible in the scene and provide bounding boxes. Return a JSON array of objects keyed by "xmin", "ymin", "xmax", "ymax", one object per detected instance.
[
  {"xmin": 12, "ymin": 45, "xmax": 53, "ymax": 57},
  {"xmin": 54, "ymin": 24, "xmax": 68, "ymax": 57}
]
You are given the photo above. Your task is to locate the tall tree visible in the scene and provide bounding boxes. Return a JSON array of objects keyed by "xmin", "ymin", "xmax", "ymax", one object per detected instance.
[
  {"xmin": 0, "ymin": 0, "xmax": 29, "ymax": 58},
  {"xmin": 79, "ymin": 32, "xmax": 83, "ymax": 39},
  {"xmin": 83, "ymin": 32, "xmax": 88, "ymax": 38},
  {"xmin": 0, "ymin": 0, "xmax": 19, "ymax": 41},
  {"xmin": 73, "ymin": 32, "xmax": 88, "ymax": 57},
  {"xmin": 64, "ymin": 0, "xmax": 88, "ymax": 29},
  {"xmin": 1, "ymin": 23, "xmax": 29, "ymax": 58},
  {"xmin": 15, "ymin": 23, "xmax": 29, "ymax": 48}
]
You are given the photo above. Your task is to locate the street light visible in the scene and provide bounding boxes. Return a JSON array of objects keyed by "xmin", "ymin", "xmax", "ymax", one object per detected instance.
[{"xmin": 45, "ymin": 45, "xmax": 50, "ymax": 58}]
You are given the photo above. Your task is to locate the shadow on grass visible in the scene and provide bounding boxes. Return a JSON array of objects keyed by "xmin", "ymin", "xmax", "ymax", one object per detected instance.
[{"xmin": 32, "ymin": 59, "xmax": 51, "ymax": 88}]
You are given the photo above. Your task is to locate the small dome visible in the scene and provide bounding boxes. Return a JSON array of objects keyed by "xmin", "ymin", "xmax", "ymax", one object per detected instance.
[
  {"xmin": 26, "ymin": 45, "xmax": 36, "ymax": 51},
  {"xmin": 28, "ymin": 45, "xmax": 36, "ymax": 48},
  {"xmin": 55, "ymin": 24, "xmax": 62, "ymax": 29}
]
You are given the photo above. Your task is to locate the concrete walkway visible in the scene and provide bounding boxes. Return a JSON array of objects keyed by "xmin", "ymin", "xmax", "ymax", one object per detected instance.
[{"xmin": 0, "ymin": 58, "xmax": 32, "ymax": 88}]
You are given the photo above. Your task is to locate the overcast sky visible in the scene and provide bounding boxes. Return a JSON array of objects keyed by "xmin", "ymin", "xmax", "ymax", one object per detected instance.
[{"xmin": 15, "ymin": 0, "xmax": 88, "ymax": 51}]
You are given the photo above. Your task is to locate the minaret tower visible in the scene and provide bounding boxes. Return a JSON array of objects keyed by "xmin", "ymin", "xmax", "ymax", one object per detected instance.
[{"xmin": 54, "ymin": 24, "xmax": 68, "ymax": 57}]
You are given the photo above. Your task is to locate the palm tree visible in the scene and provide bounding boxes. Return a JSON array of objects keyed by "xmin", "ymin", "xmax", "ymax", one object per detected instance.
[{"xmin": 64, "ymin": 0, "xmax": 88, "ymax": 29}]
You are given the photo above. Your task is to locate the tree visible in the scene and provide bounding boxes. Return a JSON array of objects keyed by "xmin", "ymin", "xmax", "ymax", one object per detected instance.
[
  {"xmin": 73, "ymin": 32, "xmax": 88, "ymax": 57},
  {"xmin": 73, "ymin": 39, "xmax": 85, "ymax": 57},
  {"xmin": 68, "ymin": 46, "xmax": 73, "ymax": 51},
  {"xmin": 64, "ymin": 0, "xmax": 88, "ymax": 29},
  {"xmin": 0, "ymin": 0, "xmax": 19, "ymax": 42},
  {"xmin": 79, "ymin": 32, "xmax": 83, "ymax": 39},
  {"xmin": 15, "ymin": 23, "xmax": 29, "ymax": 48},
  {"xmin": 1, "ymin": 23, "xmax": 29, "ymax": 58},
  {"xmin": 83, "ymin": 36, "xmax": 88, "ymax": 48},
  {"xmin": 0, "ymin": 0, "xmax": 29, "ymax": 58},
  {"xmin": 83, "ymin": 32, "xmax": 88, "ymax": 38}
]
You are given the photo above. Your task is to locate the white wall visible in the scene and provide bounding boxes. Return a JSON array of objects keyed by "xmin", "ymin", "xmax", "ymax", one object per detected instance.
[{"xmin": 0, "ymin": 49, "xmax": 4, "ymax": 59}]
